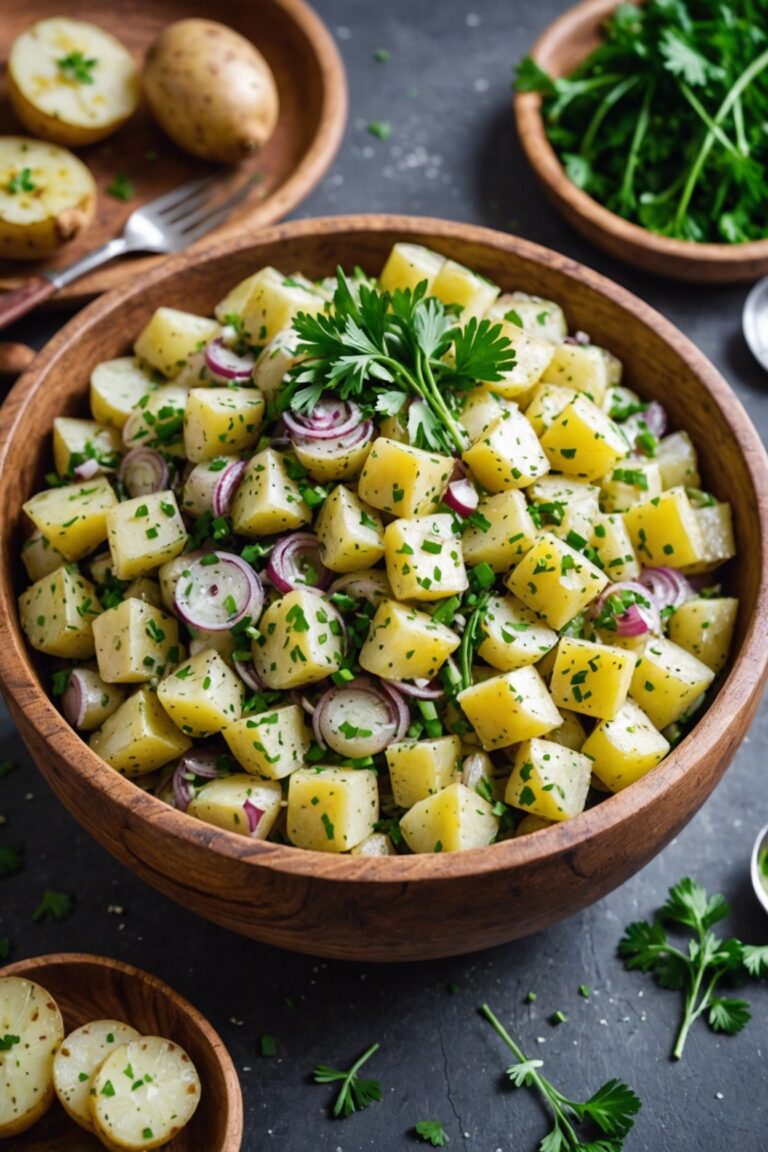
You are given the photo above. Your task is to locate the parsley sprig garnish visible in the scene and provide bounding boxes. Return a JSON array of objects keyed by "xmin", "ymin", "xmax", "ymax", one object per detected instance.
[
  {"xmin": 6, "ymin": 168, "xmax": 35, "ymax": 195},
  {"xmin": 32, "ymin": 888, "xmax": 74, "ymax": 922},
  {"xmin": 481, "ymin": 1004, "xmax": 641, "ymax": 1151},
  {"xmin": 56, "ymin": 51, "xmax": 98, "ymax": 84},
  {"xmin": 619, "ymin": 877, "xmax": 768, "ymax": 1060},
  {"xmin": 285, "ymin": 270, "xmax": 516, "ymax": 455},
  {"xmin": 313, "ymin": 1042, "xmax": 382, "ymax": 1118}
]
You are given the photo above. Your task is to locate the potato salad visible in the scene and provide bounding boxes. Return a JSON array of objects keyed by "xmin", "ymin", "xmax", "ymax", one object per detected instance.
[{"xmin": 18, "ymin": 244, "xmax": 738, "ymax": 856}]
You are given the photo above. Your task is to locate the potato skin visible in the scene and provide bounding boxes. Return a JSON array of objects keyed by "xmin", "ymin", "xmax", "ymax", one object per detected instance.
[
  {"xmin": 143, "ymin": 19, "xmax": 279, "ymax": 164},
  {"xmin": 0, "ymin": 137, "xmax": 96, "ymax": 260}
]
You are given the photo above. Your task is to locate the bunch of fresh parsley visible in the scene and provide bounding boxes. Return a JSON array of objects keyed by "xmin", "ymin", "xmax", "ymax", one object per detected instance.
[{"xmin": 515, "ymin": 0, "xmax": 768, "ymax": 243}]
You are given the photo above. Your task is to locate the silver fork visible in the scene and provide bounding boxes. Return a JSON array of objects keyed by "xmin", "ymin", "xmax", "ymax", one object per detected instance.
[{"xmin": 0, "ymin": 171, "xmax": 262, "ymax": 331}]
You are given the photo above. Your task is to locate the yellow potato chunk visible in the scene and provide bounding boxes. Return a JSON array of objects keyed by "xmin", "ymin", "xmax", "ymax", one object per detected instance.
[
  {"xmin": 505, "ymin": 738, "xmax": 592, "ymax": 821},
  {"xmin": 550, "ymin": 635, "xmax": 637, "ymax": 720},
  {"xmin": 379, "ymin": 242, "xmax": 446, "ymax": 293},
  {"xmin": 351, "ymin": 832, "xmax": 396, "ymax": 856},
  {"xmin": 23, "ymin": 475, "xmax": 117, "ymax": 561},
  {"xmin": 214, "ymin": 266, "xmax": 325, "ymax": 343},
  {"xmin": 314, "ymin": 484, "xmax": 385, "ymax": 572},
  {"xmin": 656, "ymin": 431, "xmax": 700, "ymax": 489},
  {"xmin": 682, "ymin": 502, "xmax": 736, "ymax": 574},
  {"xmin": 515, "ymin": 813, "xmax": 555, "ymax": 836},
  {"xmin": 546, "ymin": 708, "xmax": 587, "ymax": 751},
  {"xmin": 134, "ymin": 307, "xmax": 220, "ymax": 378},
  {"xmin": 106, "ymin": 491, "xmax": 188, "ymax": 580},
  {"xmin": 461, "ymin": 490, "xmax": 536, "ymax": 572},
  {"xmin": 629, "ymin": 637, "xmax": 715, "ymax": 729},
  {"xmin": 92, "ymin": 598, "xmax": 180, "ymax": 683},
  {"xmin": 457, "ymin": 665, "xmax": 561, "ymax": 750},
  {"xmin": 506, "ymin": 532, "xmax": 608, "ymax": 630},
  {"xmin": 358, "ymin": 438, "xmax": 453, "ymax": 517},
  {"xmin": 287, "ymin": 766, "xmax": 379, "ymax": 852},
  {"xmin": 251, "ymin": 329, "xmax": 301, "ymax": 398},
  {"xmin": 487, "ymin": 291, "xmax": 568, "ymax": 343},
  {"xmin": 188, "ymin": 775, "xmax": 283, "ymax": 839},
  {"xmin": 399, "ymin": 782, "xmax": 499, "ymax": 853},
  {"xmin": 183, "ymin": 387, "xmax": 264, "ymax": 463},
  {"xmin": 19, "ymin": 565, "xmax": 100, "ymax": 658},
  {"xmin": 540, "ymin": 342, "xmax": 615, "ymax": 404},
  {"xmin": 479, "ymin": 321, "xmax": 555, "ymax": 399},
  {"xmin": 624, "ymin": 487, "xmax": 705, "ymax": 568},
  {"xmin": 385, "ymin": 734, "xmax": 462, "ymax": 808},
  {"xmin": 459, "ymin": 388, "xmax": 515, "ymax": 443},
  {"xmin": 231, "ymin": 448, "xmax": 311, "ymax": 537},
  {"xmin": 293, "ymin": 432, "xmax": 373, "ymax": 483},
  {"xmin": 539, "ymin": 394, "xmax": 628, "ymax": 481},
  {"xmin": 223, "ymin": 704, "xmax": 310, "ymax": 779},
  {"xmin": 157, "ymin": 649, "xmax": 243, "ymax": 736},
  {"xmin": 253, "ymin": 589, "xmax": 344, "ymax": 688},
  {"xmin": 121, "ymin": 383, "xmax": 188, "ymax": 457},
  {"xmin": 589, "ymin": 513, "xmax": 640, "ymax": 581},
  {"xmin": 21, "ymin": 529, "xmax": 66, "ymax": 582},
  {"xmin": 581, "ymin": 699, "xmax": 670, "ymax": 792},
  {"xmin": 384, "ymin": 512, "xmax": 467, "ymax": 601},
  {"xmin": 90, "ymin": 686, "xmax": 191, "ymax": 776},
  {"xmin": 359, "ymin": 599, "xmax": 459, "ymax": 681},
  {"xmin": 90, "ymin": 356, "xmax": 154, "ymax": 429},
  {"xmin": 529, "ymin": 475, "xmax": 600, "ymax": 546},
  {"xmin": 431, "ymin": 258, "xmax": 500, "ymax": 317},
  {"xmin": 477, "ymin": 593, "xmax": 558, "ymax": 671},
  {"xmin": 600, "ymin": 460, "xmax": 662, "ymax": 512},
  {"xmin": 523, "ymin": 383, "xmax": 576, "ymax": 436},
  {"xmin": 52, "ymin": 417, "xmax": 121, "ymax": 478},
  {"xmin": 462, "ymin": 408, "xmax": 550, "ymax": 491},
  {"xmin": 668, "ymin": 597, "xmax": 738, "ymax": 674}
]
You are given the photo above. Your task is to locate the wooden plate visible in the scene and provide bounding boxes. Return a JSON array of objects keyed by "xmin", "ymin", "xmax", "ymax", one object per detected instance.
[
  {"xmin": 514, "ymin": 0, "xmax": 768, "ymax": 283},
  {"xmin": 0, "ymin": 0, "xmax": 347, "ymax": 302},
  {"xmin": 0, "ymin": 953, "xmax": 243, "ymax": 1152}
]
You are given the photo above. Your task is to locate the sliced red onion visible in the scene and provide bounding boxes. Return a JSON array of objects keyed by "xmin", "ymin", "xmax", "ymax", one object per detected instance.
[
  {"xmin": 73, "ymin": 457, "xmax": 102, "ymax": 480},
  {"xmin": 174, "ymin": 551, "xmax": 264, "ymax": 632},
  {"xmin": 234, "ymin": 657, "xmax": 264, "ymax": 692},
  {"xmin": 564, "ymin": 330, "xmax": 591, "ymax": 345},
  {"xmin": 173, "ymin": 747, "xmax": 226, "ymax": 811},
  {"xmin": 283, "ymin": 396, "xmax": 362, "ymax": 441},
  {"xmin": 61, "ymin": 669, "xmax": 91, "ymax": 728},
  {"xmin": 212, "ymin": 459, "xmax": 247, "ymax": 517},
  {"xmin": 642, "ymin": 401, "xmax": 667, "ymax": 438},
  {"xmin": 204, "ymin": 337, "xmax": 255, "ymax": 381},
  {"xmin": 243, "ymin": 798, "xmax": 266, "ymax": 835},
  {"xmin": 312, "ymin": 676, "xmax": 410, "ymax": 757},
  {"xmin": 591, "ymin": 580, "xmax": 661, "ymax": 637},
  {"xmin": 266, "ymin": 532, "xmax": 332, "ymax": 594},
  {"xmin": 444, "ymin": 477, "xmax": 479, "ymax": 518},
  {"xmin": 637, "ymin": 567, "xmax": 691, "ymax": 611},
  {"xmin": 328, "ymin": 569, "xmax": 392, "ymax": 605},
  {"xmin": 383, "ymin": 677, "xmax": 444, "ymax": 700},
  {"xmin": 119, "ymin": 448, "xmax": 169, "ymax": 497},
  {"xmin": 299, "ymin": 693, "xmax": 316, "ymax": 715}
]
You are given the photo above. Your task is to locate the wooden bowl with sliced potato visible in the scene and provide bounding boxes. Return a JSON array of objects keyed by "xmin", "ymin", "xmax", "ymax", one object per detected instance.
[{"xmin": 0, "ymin": 215, "xmax": 766, "ymax": 962}]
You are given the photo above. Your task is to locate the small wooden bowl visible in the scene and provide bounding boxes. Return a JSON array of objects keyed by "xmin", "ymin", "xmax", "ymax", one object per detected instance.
[
  {"xmin": 0, "ymin": 215, "xmax": 767, "ymax": 961},
  {"xmin": 0, "ymin": 953, "xmax": 243, "ymax": 1152},
  {"xmin": 514, "ymin": 0, "xmax": 768, "ymax": 282}
]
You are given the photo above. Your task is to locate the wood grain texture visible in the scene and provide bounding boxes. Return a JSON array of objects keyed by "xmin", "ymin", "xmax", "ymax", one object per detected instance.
[
  {"xmin": 514, "ymin": 0, "xmax": 768, "ymax": 283},
  {"xmin": 0, "ymin": 215, "xmax": 766, "ymax": 962},
  {"xmin": 0, "ymin": 953, "xmax": 243, "ymax": 1152},
  {"xmin": 0, "ymin": 0, "xmax": 347, "ymax": 302}
]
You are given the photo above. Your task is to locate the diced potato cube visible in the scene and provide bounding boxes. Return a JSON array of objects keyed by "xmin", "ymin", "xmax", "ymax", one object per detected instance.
[
  {"xmin": 21, "ymin": 529, "xmax": 66, "ymax": 582},
  {"xmin": 121, "ymin": 383, "xmax": 188, "ymax": 457},
  {"xmin": 214, "ymin": 266, "xmax": 325, "ymax": 343},
  {"xmin": 540, "ymin": 394, "xmax": 628, "ymax": 481},
  {"xmin": 23, "ymin": 476, "xmax": 117, "ymax": 562},
  {"xmin": 459, "ymin": 387, "xmax": 515, "ymax": 443},
  {"xmin": 478, "ymin": 593, "xmax": 557, "ymax": 671},
  {"xmin": 52, "ymin": 417, "xmax": 121, "ymax": 478},
  {"xmin": 505, "ymin": 739, "xmax": 592, "ymax": 821},
  {"xmin": 668, "ymin": 597, "xmax": 738, "ymax": 674},
  {"xmin": 287, "ymin": 766, "xmax": 379, "ymax": 852},
  {"xmin": 487, "ymin": 292, "xmax": 568, "ymax": 343},
  {"xmin": 183, "ymin": 387, "xmax": 264, "ymax": 463},
  {"xmin": 134, "ymin": 307, "xmax": 220, "ymax": 377},
  {"xmin": 624, "ymin": 487, "xmax": 705, "ymax": 568},
  {"xmin": 582, "ymin": 700, "xmax": 669, "ymax": 792},
  {"xmin": 461, "ymin": 490, "xmax": 536, "ymax": 572},
  {"xmin": 386, "ymin": 735, "xmax": 462, "ymax": 808},
  {"xmin": 157, "ymin": 649, "xmax": 243, "ymax": 736},
  {"xmin": 457, "ymin": 749, "xmax": 507, "ymax": 800},
  {"xmin": 457, "ymin": 665, "xmax": 561, "ymax": 750},
  {"xmin": 90, "ymin": 686, "xmax": 191, "ymax": 776},
  {"xmin": 230, "ymin": 448, "xmax": 311, "ymax": 537},
  {"xmin": 378, "ymin": 411, "xmax": 409, "ymax": 443},
  {"xmin": 358, "ymin": 438, "xmax": 452, "ymax": 517},
  {"xmin": 463, "ymin": 408, "xmax": 549, "ymax": 491},
  {"xmin": 188, "ymin": 775, "xmax": 283, "ymax": 839},
  {"xmin": 540, "ymin": 342, "xmax": 615, "ymax": 404},
  {"xmin": 682, "ymin": 502, "xmax": 736, "ymax": 573},
  {"xmin": 293, "ymin": 432, "xmax": 373, "ymax": 483},
  {"xmin": 90, "ymin": 357, "xmax": 155, "ymax": 429},
  {"xmin": 400, "ymin": 782, "xmax": 498, "ymax": 853},
  {"xmin": 253, "ymin": 589, "xmax": 344, "ymax": 688},
  {"xmin": 350, "ymin": 832, "xmax": 395, "ymax": 856},
  {"xmin": 379, "ymin": 242, "xmax": 446, "ymax": 293},
  {"xmin": 600, "ymin": 460, "xmax": 662, "ymax": 512},
  {"xmin": 223, "ymin": 704, "xmax": 310, "ymax": 780},
  {"xmin": 529, "ymin": 475, "xmax": 600, "ymax": 545},
  {"xmin": 60, "ymin": 668, "xmax": 124, "ymax": 732},
  {"xmin": 315, "ymin": 485, "xmax": 385, "ymax": 573},
  {"xmin": 506, "ymin": 531, "xmax": 608, "ymax": 629},
  {"xmin": 524, "ymin": 383, "xmax": 576, "ymax": 436},
  {"xmin": 19, "ymin": 565, "xmax": 100, "ymax": 658},
  {"xmin": 546, "ymin": 708, "xmax": 587, "ymax": 751},
  {"xmin": 106, "ymin": 491, "xmax": 187, "ymax": 579},
  {"xmin": 431, "ymin": 259, "xmax": 499, "ymax": 318},
  {"xmin": 251, "ymin": 329, "xmax": 301, "ymax": 397},
  {"xmin": 629, "ymin": 636, "xmax": 715, "ymax": 728},
  {"xmin": 656, "ymin": 431, "xmax": 700, "ymax": 489},
  {"xmin": 515, "ymin": 813, "xmax": 554, "ymax": 836},
  {"xmin": 384, "ymin": 512, "xmax": 467, "ymax": 601},
  {"xmin": 589, "ymin": 513, "xmax": 640, "ymax": 581},
  {"xmin": 359, "ymin": 599, "xmax": 459, "ymax": 681},
  {"xmin": 480, "ymin": 321, "xmax": 555, "ymax": 399},
  {"xmin": 550, "ymin": 635, "xmax": 637, "ymax": 720},
  {"xmin": 92, "ymin": 598, "xmax": 179, "ymax": 683}
]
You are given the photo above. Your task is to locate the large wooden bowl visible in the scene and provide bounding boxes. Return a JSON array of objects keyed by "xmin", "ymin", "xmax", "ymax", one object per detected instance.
[
  {"xmin": 514, "ymin": 0, "xmax": 768, "ymax": 283},
  {"xmin": 0, "ymin": 216, "xmax": 766, "ymax": 962}
]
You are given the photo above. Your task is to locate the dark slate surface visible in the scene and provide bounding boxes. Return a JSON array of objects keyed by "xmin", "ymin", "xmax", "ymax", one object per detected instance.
[{"xmin": 1, "ymin": 2, "xmax": 767, "ymax": 1148}]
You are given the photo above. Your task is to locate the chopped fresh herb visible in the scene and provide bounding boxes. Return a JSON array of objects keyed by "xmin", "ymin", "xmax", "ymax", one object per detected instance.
[
  {"xmin": 32, "ymin": 889, "xmax": 74, "ymax": 922},
  {"xmin": 373, "ymin": 48, "xmax": 390, "ymax": 62},
  {"xmin": 0, "ymin": 843, "xmax": 23, "ymax": 878},
  {"xmin": 313, "ymin": 1042, "xmax": 382, "ymax": 1118},
  {"xmin": 56, "ymin": 51, "xmax": 98, "ymax": 83},
  {"xmin": 6, "ymin": 167, "xmax": 35, "ymax": 195},
  {"xmin": 367, "ymin": 120, "xmax": 392, "ymax": 140},
  {"xmin": 415, "ymin": 1119, "xmax": 449, "ymax": 1145},
  {"xmin": 106, "ymin": 173, "xmax": 135, "ymax": 202},
  {"xmin": 260, "ymin": 1034, "xmax": 277, "ymax": 1057}
]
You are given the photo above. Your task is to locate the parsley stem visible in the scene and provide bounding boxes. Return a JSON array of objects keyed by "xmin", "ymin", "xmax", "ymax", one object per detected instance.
[
  {"xmin": 619, "ymin": 79, "xmax": 654, "ymax": 212},
  {"xmin": 420, "ymin": 353, "xmax": 467, "ymax": 453},
  {"xmin": 345, "ymin": 1041, "xmax": 380, "ymax": 1084},
  {"xmin": 581, "ymin": 74, "xmax": 639, "ymax": 157}
]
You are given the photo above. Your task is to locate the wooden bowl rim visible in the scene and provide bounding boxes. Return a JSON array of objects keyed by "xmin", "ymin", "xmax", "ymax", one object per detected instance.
[
  {"xmin": 514, "ymin": 0, "xmax": 768, "ymax": 267},
  {"xmin": 0, "ymin": 213, "xmax": 767, "ymax": 886},
  {"xmin": 1, "ymin": 951, "xmax": 244, "ymax": 1151}
]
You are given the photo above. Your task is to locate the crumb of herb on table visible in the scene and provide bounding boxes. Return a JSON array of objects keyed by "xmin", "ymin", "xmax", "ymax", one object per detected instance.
[
  {"xmin": 415, "ymin": 1119, "xmax": 449, "ymax": 1146},
  {"xmin": 106, "ymin": 173, "xmax": 135, "ymax": 201},
  {"xmin": 32, "ymin": 888, "xmax": 74, "ymax": 922},
  {"xmin": 313, "ymin": 1042, "xmax": 381, "ymax": 1118}
]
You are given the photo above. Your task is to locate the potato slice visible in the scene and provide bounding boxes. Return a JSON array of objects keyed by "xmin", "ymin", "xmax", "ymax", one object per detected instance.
[
  {"xmin": 53, "ymin": 1020, "xmax": 140, "ymax": 1132},
  {"xmin": 0, "ymin": 136, "xmax": 95, "ymax": 260},
  {"xmin": 90, "ymin": 1036, "xmax": 201, "ymax": 1151},
  {"xmin": 0, "ymin": 976, "xmax": 64, "ymax": 1137}
]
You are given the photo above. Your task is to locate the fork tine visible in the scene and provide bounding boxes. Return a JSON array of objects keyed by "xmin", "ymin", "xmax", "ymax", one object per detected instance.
[
  {"xmin": 138, "ymin": 173, "xmax": 221, "ymax": 218},
  {"xmin": 161, "ymin": 182, "xmax": 225, "ymax": 225},
  {"xmin": 175, "ymin": 173, "xmax": 263, "ymax": 241}
]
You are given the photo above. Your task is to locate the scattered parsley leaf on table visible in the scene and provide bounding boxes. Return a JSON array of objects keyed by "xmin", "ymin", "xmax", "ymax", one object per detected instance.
[
  {"xmin": 32, "ymin": 889, "xmax": 74, "ymax": 923},
  {"xmin": 415, "ymin": 1119, "xmax": 449, "ymax": 1145},
  {"xmin": 106, "ymin": 173, "xmax": 135, "ymax": 202},
  {"xmin": 260, "ymin": 1034, "xmax": 277, "ymax": 1057},
  {"xmin": 313, "ymin": 1042, "xmax": 381, "ymax": 1118},
  {"xmin": 0, "ymin": 843, "xmax": 23, "ymax": 878},
  {"xmin": 0, "ymin": 760, "xmax": 17, "ymax": 778},
  {"xmin": 0, "ymin": 938, "xmax": 11, "ymax": 962}
]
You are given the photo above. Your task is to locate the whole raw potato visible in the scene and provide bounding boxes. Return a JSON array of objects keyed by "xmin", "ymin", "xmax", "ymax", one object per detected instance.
[{"xmin": 143, "ymin": 19, "xmax": 280, "ymax": 164}]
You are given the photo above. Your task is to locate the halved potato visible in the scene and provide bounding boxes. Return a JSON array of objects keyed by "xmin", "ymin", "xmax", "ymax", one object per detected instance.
[
  {"xmin": 0, "ymin": 136, "xmax": 95, "ymax": 260},
  {"xmin": 0, "ymin": 976, "xmax": 64, "ymax": 1137},
  {"xmin": 9, "ymin": 18, "xmax": 140, "ymax": 147},
  {"xmin": 53, "ymin": 1019, "xmax": 141, "ymax": 1131}
]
